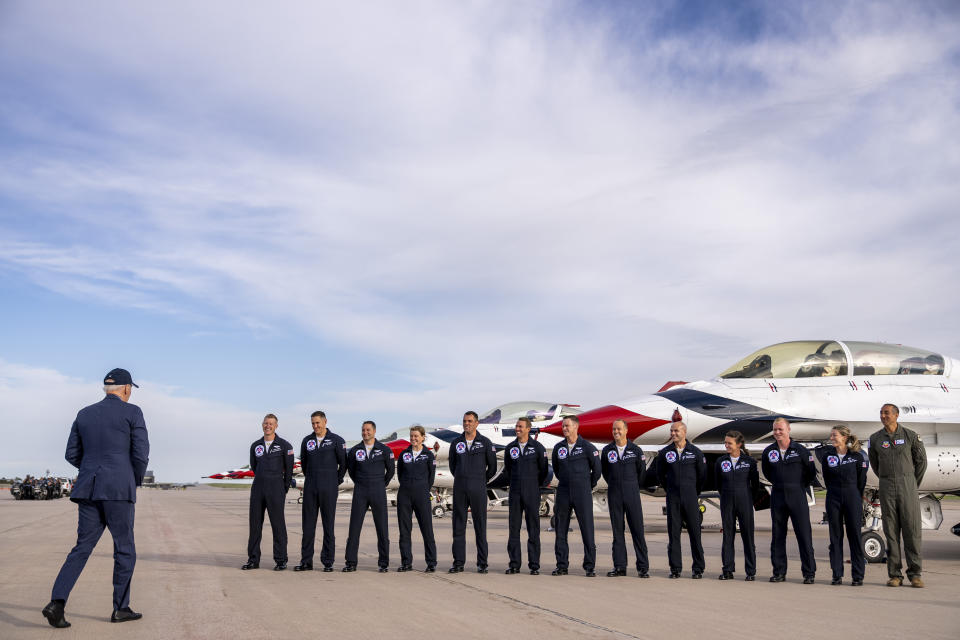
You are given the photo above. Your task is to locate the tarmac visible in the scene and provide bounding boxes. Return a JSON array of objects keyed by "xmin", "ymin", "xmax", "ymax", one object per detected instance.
[{"xmin": 1, "ymin": 486, "xmax": 958, "ymax": 639}]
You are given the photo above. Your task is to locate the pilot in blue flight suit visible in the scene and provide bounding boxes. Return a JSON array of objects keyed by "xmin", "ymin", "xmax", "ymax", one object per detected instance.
[
  {"xmin": 243, "ymin": 413, "xmax": 296, "ymax": 571},
  {"xmin": 503, "ymin": 417, "xmax": 549, "ymax": 575},
  {"xmin": 716, "ymin": 430, "xmax": 760, "ymax": 581},
  {"xmin": 657, "ymin": 420, "xmax": 707, "ymax": 579},
  {"xmin": 343, "ymin": 420, "xmax": 395, "ymax": 572},
  {"xmin": 817, "ymin": 425, "xmax": 868, "ymax": 585},
  {"xmin": 395, "ymin": 425, "xmax": 438, "ymax": 572},
  {"xmin": 552, "ymin": 415, "xmax": 602, "ymax": 577},
  {"xmin": 762, "ymin": 417, "xmax": 818, "ymax": 584},
  {"xmin": 601, "ymin": 419, "xmax": 649, "ymax": 578},
  {"xmin": 295, "ymin": 410, "xmax": 346, "ymax": 572},
  {"xmin": 448, "ymin": 411, "xmax": 498, "ymax": 573},
  {"xmin": 43, "ymin": 368, "xmax": 150, "ymax": 628}
]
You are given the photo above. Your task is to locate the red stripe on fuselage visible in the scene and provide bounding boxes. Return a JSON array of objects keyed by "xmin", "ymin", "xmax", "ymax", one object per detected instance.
[
  {"xmin": 385, "ymin": 439, "xmax": 411, "ymax": 456},
  {"xmin": 541, "ymin": 405, "xmax": 670, "ymax": 441}
]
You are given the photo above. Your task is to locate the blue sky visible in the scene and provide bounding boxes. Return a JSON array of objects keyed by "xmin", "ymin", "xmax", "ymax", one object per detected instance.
[{"xmin": 1, "ymin": 1, "xmax": 959, "ymax": 481}]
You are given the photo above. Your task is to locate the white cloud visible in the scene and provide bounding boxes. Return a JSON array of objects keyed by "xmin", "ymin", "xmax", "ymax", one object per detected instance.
[{"xmin": 0, "ymin": 2, "xmax": 958, "ymax": 438}]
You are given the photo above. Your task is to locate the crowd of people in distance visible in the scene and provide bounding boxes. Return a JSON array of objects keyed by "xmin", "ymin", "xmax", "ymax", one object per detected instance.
[{"xmin": 12, "ymin": 475, "xmax": 71, "ymax": 500}]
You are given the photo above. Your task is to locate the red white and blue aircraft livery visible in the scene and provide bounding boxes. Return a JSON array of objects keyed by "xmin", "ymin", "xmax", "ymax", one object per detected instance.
[{"xmin": 541, "ymin": 340, "xmax": 958, "ymax": 454}]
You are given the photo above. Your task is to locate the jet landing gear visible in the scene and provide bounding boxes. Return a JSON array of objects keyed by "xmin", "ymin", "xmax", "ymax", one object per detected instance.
[
  {"xmin": 862, "ymin": 531, "xmax": 886, "ymax": 563},
  {"xmin": 861, "ymin": 490, "xmax": 886, "ymax": 563},
  {"xmin": 431, "ymin": 489, "xmax": 452, "ymax": 518}
]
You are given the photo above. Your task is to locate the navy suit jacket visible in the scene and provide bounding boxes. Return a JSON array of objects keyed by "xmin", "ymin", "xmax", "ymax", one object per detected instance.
[{"xmin": 65, "ymin": 394, "xmax": 150, "ymax": 503}]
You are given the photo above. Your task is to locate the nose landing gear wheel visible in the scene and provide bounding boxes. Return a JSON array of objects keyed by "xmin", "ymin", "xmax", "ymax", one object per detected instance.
[{"xmin": 862, "ymin": 531, "xmax": 886, "ymax": 563}]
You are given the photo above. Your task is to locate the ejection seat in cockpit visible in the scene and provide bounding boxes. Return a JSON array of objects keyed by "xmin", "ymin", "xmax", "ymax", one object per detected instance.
[{"xmin": 796, "ymin": 354, "xmax": 825, "ymax": 378}]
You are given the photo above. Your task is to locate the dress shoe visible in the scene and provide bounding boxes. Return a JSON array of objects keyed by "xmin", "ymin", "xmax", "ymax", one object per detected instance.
[
  {"xmin": 831, "ymin": 577, "xmax": 842, "ymax": 585},
  {"xmin": 397, "ymin": 565, "xmax": 413, "ymax": 572},
  {"xmin": 769, "ymin": 575, "xmax": 785, "ymax": 583},
  {"xmin": 111, "ymin": 607, "xmax": 143, "ymax": 623},
  {"xmin": 669, "ymin": 571, "xmax": 681, "ymax": 579},
  {"xmin": 342, "ymin": 565, "xmax": 356, "ymax": 573},
  {"xmin": 638, "ymin": 570, "xmax": 650, "ymax": 579},
  {"xmin": 477, "ymin": 566, "xmax": 488, "ymax": 574},
  {"xmin": 692, "ymin": 572, "xmax": 703, "ymax": 580},
  {"xmin": 448, "ymin": 566, "xmax": 464, "ymax": 574},
  {"xmin": 886, "ymin": 577, "xmax": 902, "ymax": 587},
  {"xmin": 42, "ymin": 600, "xmax": 70, "ymax": 628},
  {"xmin": 607, "ymin": 568, "xmax": 626, "ymax": 577},
  {"xmin": 378, "ymin": 567, "xmax": 389, "ymax": 573},
  {"xmin": 425, "ymin": 566, "xmax": 436, "ymax": 573},
  {"xmin": 322, "ymin": 566, "xmax": 334, "ymax": 573},
  {"xmin": 718, "ymin": 572, "xmax": 734, "ymax": 580},
  {"xmin": 851, "ymin": 579, "xmax": 863, "ymax": 586},
  {"xmin": 293, "ymin": 564, "xmax": 313, "ymax": 572},
  {"xmin": 745, "ymin": 575, "xmax": 756, "ymax": 582},
  {"xmin": 910, "ymin": 577, "xmax": 925, "ymax": 588},
  {"xmin": 551, "ymin": 568, "xmax": 568, "ymax": 576},
  {"xmin": 274, "ymin": 562, "xmax": 287, "ymax": 571},
  {"xmin": 803, "ymin": 576, "xmax": 815, "ymax": 585},
  {"xmin": 505, "ymin": 567, "xmax": 520, "ymax": 574},
  {"xmin": 585, "ymin": 571, "xmax": 596, "ymax": 577},
  {"xmin": 241, "ymin": 561, "xmax": 259, "ymax": 570},
  {"xmin": 530, "ymin": 569, "xmax": 539, "ymax": 575}
]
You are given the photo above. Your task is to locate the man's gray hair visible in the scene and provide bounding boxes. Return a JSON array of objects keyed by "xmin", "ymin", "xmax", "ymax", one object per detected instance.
[{"xmin": 104, "ymin": 384, "xmax": 126, "ymax": 393}]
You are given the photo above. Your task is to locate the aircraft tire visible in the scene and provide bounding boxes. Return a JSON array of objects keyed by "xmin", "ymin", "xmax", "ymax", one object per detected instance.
[
  {"xmin": 539, "ymin": 500, "xmax": 551, "ymax": 518},
  {"xmin": 862, "ymin": 531, "xmax": 886, "ymax": 563}
]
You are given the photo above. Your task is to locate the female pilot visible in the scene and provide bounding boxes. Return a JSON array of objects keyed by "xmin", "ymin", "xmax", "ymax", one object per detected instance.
[
  {"xmin": 715, "ymin": 430, "xmax": 759, "ymax": 581},
  {"xmin": 818, "ymin": 425, "xmax": 868, "ymax": 585}
]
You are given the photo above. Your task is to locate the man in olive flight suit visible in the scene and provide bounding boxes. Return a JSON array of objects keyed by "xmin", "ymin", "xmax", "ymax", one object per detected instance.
[{"xmin": 868, "ymin": 403, "xmax": 927, "ymax": 588}]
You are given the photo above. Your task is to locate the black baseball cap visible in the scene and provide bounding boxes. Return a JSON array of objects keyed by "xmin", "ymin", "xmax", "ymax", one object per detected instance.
[{"xmin": 104, "ymin": 368, "xmax": 139, "ymax": 388}]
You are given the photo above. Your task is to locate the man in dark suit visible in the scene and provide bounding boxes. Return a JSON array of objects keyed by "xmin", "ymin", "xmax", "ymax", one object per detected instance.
[{"xmin": 43, "ymin": 368, "xmax": 150, "ymax": 628}]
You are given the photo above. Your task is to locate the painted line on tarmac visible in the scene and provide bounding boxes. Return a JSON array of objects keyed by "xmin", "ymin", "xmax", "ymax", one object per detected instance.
[{"xmin": 432, "ymin": 574, "xmax": 645, "ymax": 639}]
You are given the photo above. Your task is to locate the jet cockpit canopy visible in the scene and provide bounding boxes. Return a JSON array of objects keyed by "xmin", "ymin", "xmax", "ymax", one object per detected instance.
[
  {"xmin": 479, "ymin": 401, "xmax": 581, "ymax": 425},
  {"xmin": 718, "ymin": 340, "xmax": 945, "ymax": 380}
]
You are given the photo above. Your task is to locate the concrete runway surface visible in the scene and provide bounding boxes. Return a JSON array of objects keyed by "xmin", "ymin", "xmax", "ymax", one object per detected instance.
[{"xmin": 2, "ymin": 486, "xmax": 958, "ymax": 639}]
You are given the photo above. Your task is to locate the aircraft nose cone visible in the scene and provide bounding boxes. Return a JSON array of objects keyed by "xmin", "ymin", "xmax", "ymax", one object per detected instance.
[{"xmin": 542, "ymin": 405, "xmax": 671, "ymax": 441}]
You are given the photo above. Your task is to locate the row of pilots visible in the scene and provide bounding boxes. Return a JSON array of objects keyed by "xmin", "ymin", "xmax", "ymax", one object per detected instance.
[{"xmin": 241, "ymin": 411, "xmax": 872, "ymax": 583}]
